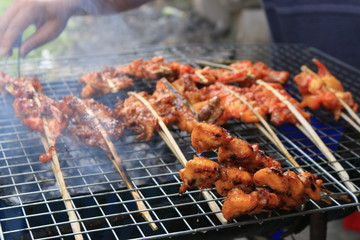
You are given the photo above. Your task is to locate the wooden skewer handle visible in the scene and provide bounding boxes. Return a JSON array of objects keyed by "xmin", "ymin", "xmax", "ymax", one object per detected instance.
[
  {"xmin": 40, "ymin": 137, "xmax": 83, "ymax": 240},
  {"xmin": 130, "ymin": 92, "xmax": 228, "ymax": 224},
  {"xmin": 79, "ymin": 100, "xmax": 157, "ymax": 231}
]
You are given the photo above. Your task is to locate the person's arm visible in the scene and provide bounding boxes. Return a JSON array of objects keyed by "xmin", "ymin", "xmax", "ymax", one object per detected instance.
[{"xmin": 0, "ymin": 0, "xmax": 151, "ymax": 57}]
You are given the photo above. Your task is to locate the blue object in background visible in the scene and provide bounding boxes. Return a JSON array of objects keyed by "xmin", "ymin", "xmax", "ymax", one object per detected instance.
[{"xmin": 262, "ymin": 0, "xmax": 360, "ymax": 69}]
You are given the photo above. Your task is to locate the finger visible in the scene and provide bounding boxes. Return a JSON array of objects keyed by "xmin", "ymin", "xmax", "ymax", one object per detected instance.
[
  {"xmin": 20, "ymin": 20, "xmax": 67, "ymax": 57},
  {"xmin": 0, "ymin": 9, "xmax": 38, "ymax": 56},
  {"xmin": 0, "ymin": 1, "xmax": 22, "ymax": 34}
]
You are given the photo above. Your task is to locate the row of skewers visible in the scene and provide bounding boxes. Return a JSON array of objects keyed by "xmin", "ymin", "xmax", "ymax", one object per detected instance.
[
  {"xmin": 80, "ymin": 56, "xmax": 358, "ymax": 191},
  {"xmin": 181, "ymin": 122, "xmax": 323, "ymax": 221},
  {"xmin": 0, "ymin": 55, "xmax": 359, "ymax": 238}
]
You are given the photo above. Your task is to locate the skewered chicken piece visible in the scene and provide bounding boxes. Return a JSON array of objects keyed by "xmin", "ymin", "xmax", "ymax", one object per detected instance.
[
  {"xmin": 243, "ymin": 83, "xmax": 311, "ymax": 125},
  {"xmin": 179, "ymin": 122, "xmax": 324, "ymax": 220},
  {"xmin": 294, "ymin": 59, "xmax": 358, "ymax": 120},
  {"xmin": 78, "ymin": 56, "xmax": 291, "ymax": 98},
  {"xmin": 118, "ymin": 56, "xmax": 182, "ymax": 82},
  {"xmin": 222, "ymin": 188, "xmax": 281, "ymax": 220},
  {"xmin": 278, "ymin": 170, "xmax": 306, "ymax": 209},
  {"xmin": 218, "ymin": 138, "xmax": 282, "ymax": 172},
  {"xmin": 197, "ymin": 84, "xmax": 264, "ymax": 125},
  {"xmin": 172, "ymin": 76, "xmax": 310, "ymax": 126},
  {"xmin": 0, "ymin": 74, "xmax": 43, "ymax": 98},
  {"xmin": 213, "ymin": 60, "xmax": 290, "ymax": 86},
  {"xmin": 253, "ymin": 167, "xmax": 289, "ymax": 193},
  {"xmin": 59, "ymin": 96, "xmax": 124, "ymax": 151},
  {"xmin": 214, "ymin": 167, "xmax": 253, "ymax": 196},
  {"xmin": 179, "ymin": 155, "xmax": 320, "ymax": 207},
  {"xmin": 1, "ymin": 73, "xmax": 83, "ymax": 239},
  {"xmin": 191, "ymin": 122, "xmax": 283, "ymax": 172},
  {"xmin": 1, "ymin": 73, "xmax": 67, "ymax": 162},
  {"xmin": 79, "ymin": 66, "xmax": 134, "ymax": 98},
  {"xmin": 128, "ymin": 91, "xmax": 228, "ymax": 224},
  {"xmin": 178, "ymin": 156, "xmax": 220, "ymax": 194},
  {"xmin": 179, "ymin": 158, "xmax": 323, "ymax": 220},
  {"xmin": 191, "ymin": 122, "xmax": 233, "ymax": 153},
  {"xmin": 13, "ymin": 94, "xmax": 68, "ymax": 162},
  {"xmin": 298, "ymin": 171, "xmax": 323, "ymax": 201},
  {"xmin": 115, "ymin": 91, "xmax": 164, "ymax": 141},
  {"xmin": 59, "ymin": 95, "xmax": 157, "ymax": 230},
  {"xmin": 114, "ymin": 79, "xmax": 223, "ymax": 141}
]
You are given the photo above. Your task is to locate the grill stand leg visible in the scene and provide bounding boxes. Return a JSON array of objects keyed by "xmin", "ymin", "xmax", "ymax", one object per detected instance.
[{"xmin": 310, "ymin": 212, "xmax": 327, "ymax": 240}]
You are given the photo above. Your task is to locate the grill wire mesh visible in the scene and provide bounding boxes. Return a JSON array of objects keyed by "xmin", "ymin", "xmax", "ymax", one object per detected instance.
[{"xmin": 0, "ymin": 44, "xmax": 359, "ymax": 239}]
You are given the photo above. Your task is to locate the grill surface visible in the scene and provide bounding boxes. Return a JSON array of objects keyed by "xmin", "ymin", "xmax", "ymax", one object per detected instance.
[{"xmin": 0, "ymin": 44, "xmax": 359, "ymax": 239}]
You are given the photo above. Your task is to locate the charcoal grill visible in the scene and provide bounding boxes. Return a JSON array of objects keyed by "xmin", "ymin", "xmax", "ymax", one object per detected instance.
[{"xmin": 0, "ymin": 44, "xmax": 359, "ymax": 239}]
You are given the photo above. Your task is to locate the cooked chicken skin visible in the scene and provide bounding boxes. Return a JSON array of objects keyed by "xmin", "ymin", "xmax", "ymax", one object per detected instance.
[
  {"xmin": 222, "ymin": 188, "xmax": 258, "ymax": 220},
  {"xmin": 59, "ymin": 96, "xmax": 124, "ymax": 152},
  {"xmin": 191, "ymin": 122, "xmax": 233, "ymax": 153},
  {"xmin": 222, "ymin": 188, "xmax": 281, "ymax": 221},
  {"xmin": 215, "ymin": 167, "xmax": 253, "ymax": 196},
  {"xmin": 179, "ymin": 123, "xmax": 324, "ymax": 220},
  {"xmin": 249, "ymin": 188, "xmax": 282, "ymax": 215},
  {"xmin": 253, "ymin": 167, "xmax": 289, "ymax": 193},
  {"xmin": 279, "ymin": 170, "xmax": 306, "ymax": 209},
  {"xmin": 298, "ymin": 171, "xmax": 323, "ymax": 201},
  {"xmin": 294, "ymin": 59, "xmax": 358, "ymax": 120},
  {"xmin": 179, "ymin": 156, "xmax": 220, "ymax": 194},
  {"xmin": 3, "ymin": 75, "xmax": 66, "ymax": 163},
  {"xmin": 218, "ymin": 138, "xmax": 282, "ymax": 172},
  {"xmin": 79, "ymin": 66, "xmax": 134, "ymax": 98}
]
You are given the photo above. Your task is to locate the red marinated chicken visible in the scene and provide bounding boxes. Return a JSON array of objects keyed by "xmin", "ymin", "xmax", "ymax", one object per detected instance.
[
  {"xmin": 179, "ymin": 122, "xmax": 324, "ymax": 221},
  {"xmin": 80, "ymin": 66, "xmax": 134, "ymax": 98},
  {"xmin": 60, "ymin": 96, "xmax": 124, "ymax": 152},
  {"xmin": 294, "ymin": 59, "xmax": 358, "ymax": 120}
]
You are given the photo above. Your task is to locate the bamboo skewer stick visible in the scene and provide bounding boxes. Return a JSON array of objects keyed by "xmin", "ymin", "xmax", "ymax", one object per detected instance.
[
  {"xmin": 129, "ymin": 92, "xmax": 228, "ymax": 225},
  {"xmin": 217, "ymin": 83, "xmax": 303, "ymax": 172},
  {"xmin": 194, "ymin": 70, "xmax": 209, "ymax": 84},
  {"xmin": 39, "ymin": 137, "xmax": 83, "ymax": 240},
  {"xmin": 340, "ymin": 113, "xmax": 360, "ymax": 133},
  {"xmin": 28, "ymin": 87, "xmax": 84, "ymax": 240},
  {"xmin": 184, "ymin": 62, "xmax": 302, "ymax": 170},
  {"xmin": 78, "ymin": 99, "xmax": 158, "ymax": 231},
  {"xmin": 161, "ymin": 79, "xmax": 199, "ymax": 119},
  {"xmin": 300, "ymin": 65, "xmax": 360, "ymax": 131},
  {"xmin": 257, "ymin": 80, "xmax": 357, "ymax": 193},
  {"xmin": 337, "ymin": 97, "xmax": 360, "ymax": 126},
  {"xmin": 194, "ymin": 59, "xmax": 238, "ymax": 71}
]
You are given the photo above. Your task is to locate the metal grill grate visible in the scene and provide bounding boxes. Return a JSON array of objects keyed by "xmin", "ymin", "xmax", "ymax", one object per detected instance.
[{"xmin": 0, "ymin": 44, "xmax": 359, "ymax": 239}]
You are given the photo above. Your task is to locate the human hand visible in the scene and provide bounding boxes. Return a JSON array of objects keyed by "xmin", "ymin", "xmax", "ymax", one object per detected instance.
[
  {"xmin": 0, "ymin": 0, "xmax": 82, "ymax": 57},
  {"xmin": 0, "ymin": 0, "xmax": 151, "ymax": 57}
]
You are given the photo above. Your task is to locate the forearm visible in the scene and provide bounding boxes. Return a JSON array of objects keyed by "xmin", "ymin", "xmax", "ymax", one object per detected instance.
[{"xmin": 76, "ymin": 0, "xmax": 152, "ymax": 15}]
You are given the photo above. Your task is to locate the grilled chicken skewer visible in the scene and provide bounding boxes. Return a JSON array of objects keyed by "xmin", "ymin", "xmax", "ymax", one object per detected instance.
[
  {"xmin": 114, "ymin": 78, "xmax": 222, "ymax": 141},
  {"xmin": 0, "ymin": 74, "xmax": 84, "ymax": 240},
  {"xmin": 79, "ymin": 66, "xmax": 134, "ymax": 98},
  {"xmin": 180, "ymin": 122, "xmax": 323, "ymax": 221},
  {"xmin": 128, "ymin": 92, "xmax": 228, "ymax": 224},
  {"xmin": 294, "ymin": 59, "xmax": 360, "ymax": 130},
  {"xmin": 187, "ymin": 60, "xmax": 357, "ymax": 194},
  {"xmin": 170, "ymin": 74, "xmax": 308, "ymax": 171},
  {"xmin": 59, "ymin": 96, "xmax": 157, "ymax": 230},
  {"xmin": 80, "ymin": 58, "xmax": 303, "ymax": 170},
  {"xmin": 216, "ymin": 82, "xmax": 303, "ymax": 172},
  {"xmin": 163, "ymin": 76, "xmax": 303, "ymax": 170},
  {"xmin": 79, "ymin": 57, "xmax": 290, "ymax": 98},
  {"xmin": 257, "ymin": 80, "xmax": 357, "ymax": 194}
]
